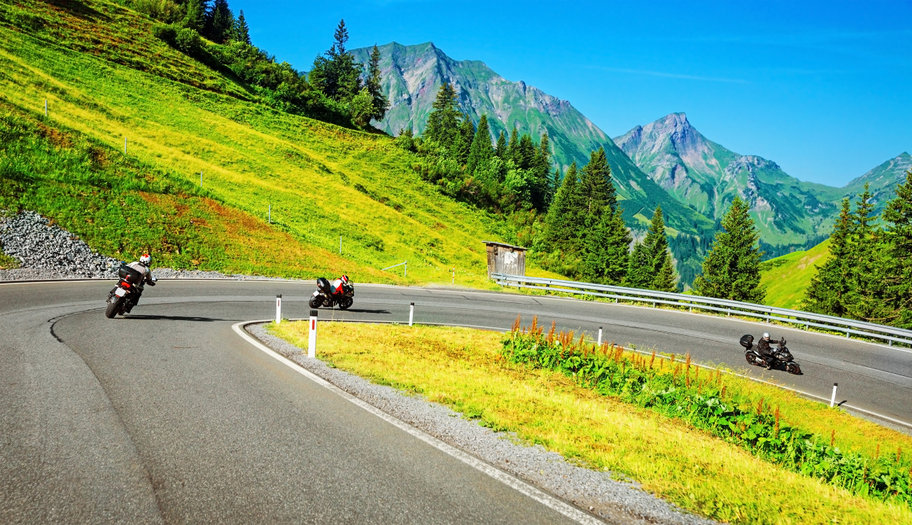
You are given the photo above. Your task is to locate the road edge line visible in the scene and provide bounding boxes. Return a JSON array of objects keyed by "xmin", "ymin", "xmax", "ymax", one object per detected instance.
[{"xmin": 230, "ymin": 321, "xmax": 603, "ymax": 525}]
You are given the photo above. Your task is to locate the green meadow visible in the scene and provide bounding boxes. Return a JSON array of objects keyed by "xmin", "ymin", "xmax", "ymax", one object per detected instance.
[{"xmin": 0, "ymin": 0, "xmax": 530, "ymax": 286}]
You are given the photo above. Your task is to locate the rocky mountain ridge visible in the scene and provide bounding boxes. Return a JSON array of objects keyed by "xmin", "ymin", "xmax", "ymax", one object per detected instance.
[{"xmin": 354, "ymin": 41, "xmax": 909, "ymax": 280}]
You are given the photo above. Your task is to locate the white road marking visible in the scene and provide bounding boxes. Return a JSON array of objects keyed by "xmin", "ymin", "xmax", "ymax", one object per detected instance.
[{"xmin": 231, "ymin": 321, "xmax": 603, "ymax": 525}]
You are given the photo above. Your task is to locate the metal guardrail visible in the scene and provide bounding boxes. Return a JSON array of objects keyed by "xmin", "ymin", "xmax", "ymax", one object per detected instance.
[{"xmin": 491, "ymin": 273, "xmax": 912, "ymax": 348}]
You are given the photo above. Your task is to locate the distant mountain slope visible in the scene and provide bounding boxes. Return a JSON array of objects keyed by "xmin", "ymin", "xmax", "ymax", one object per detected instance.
[
  {"xmin": 615, "ymin": 113, "xmax": 908, "ymax": 258},
  {"xmin": 843, "ymin": 153, "xmax": 912, "ymax": 210},
  {"xmin": 353, "ymin": 42, "xmax": 716, "ymax": 284}
]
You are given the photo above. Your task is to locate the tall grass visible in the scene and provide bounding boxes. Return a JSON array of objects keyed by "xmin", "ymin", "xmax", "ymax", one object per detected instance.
[{"xmin": 503, "ymin": 317, "xmax": 912, "ymax": 508}]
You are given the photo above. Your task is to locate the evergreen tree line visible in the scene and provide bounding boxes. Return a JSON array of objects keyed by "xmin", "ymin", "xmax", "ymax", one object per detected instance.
[
  {"xmin": 804, "ymin": 173, "xmax": 912, "ymax": 329},
  {"xmin": 398, "ymin": 83, "xmax": 554, "ymax": 215},
  {"xmin": 405, "ymin": 84, "xmax": 679, "ymax": 291},
  {"xmin": 135, "ymin": 1, "xmax": 387, "ymax": 128},
  {"xmin": 538, "ymin": 150, "xmax": 677, "ymax": 290}
]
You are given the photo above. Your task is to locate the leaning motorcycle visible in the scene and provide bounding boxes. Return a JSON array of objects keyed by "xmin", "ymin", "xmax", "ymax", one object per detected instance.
[
  {"xmin": 739, "ymin": 334, "xmax": 802, "ymax": 375},
  {"xmin": 105, "ymin": 263, "xmax": 150, "ymax": 318},
  {"xmin": 309, "ymin": 277, "xmax": 354, "ymax": 309}
]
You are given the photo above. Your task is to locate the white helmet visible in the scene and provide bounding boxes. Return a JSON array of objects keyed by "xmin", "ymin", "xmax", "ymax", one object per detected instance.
[
  {"xmin": 139, "ymin": 253, "xmax": 151, "ymax": 266},
  {"xmin": 762, "ymin": 332, "xmax": 770, "ymax": 339}
]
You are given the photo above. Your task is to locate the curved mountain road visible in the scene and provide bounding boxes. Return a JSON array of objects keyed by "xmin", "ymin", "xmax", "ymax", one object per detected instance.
[{"xmin": 2, "ymin": 279, "xmax": 910, "ymax": 523}]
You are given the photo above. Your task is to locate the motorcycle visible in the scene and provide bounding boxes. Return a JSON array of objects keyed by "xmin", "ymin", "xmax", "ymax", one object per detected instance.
[
  {"xmin": 309, "ymin": 277, "xmax": 354, "ymax": 310},
  {"xmin": 739, "ymin": 334, "xmax": 802, "ymax": 375},
  {"xmin": 105, "ymin": 263, "xmax": 154, "ymax": 318}
]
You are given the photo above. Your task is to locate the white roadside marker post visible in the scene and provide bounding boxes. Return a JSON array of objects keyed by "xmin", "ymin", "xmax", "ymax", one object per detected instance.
[
  {"xmin": 830, "ymin": 383, "xmax": 838, "ymax": 408},
  {"xmin": 275, "ymin": 294, "xmax": 282, "ymax": 324},
  {"xmin": 409, "ymin": 302, "xmax": 415, "ymax": 327},
  {"xmin": 308, "ymin": 309, "xmax": 318, "ymax": 358},
  {"xmin": 597, "ymin": 327, "xmax": 603, "ymax": 346}
]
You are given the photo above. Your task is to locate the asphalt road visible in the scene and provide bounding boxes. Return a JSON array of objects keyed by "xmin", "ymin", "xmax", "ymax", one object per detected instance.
[{"xmin": 2, "ymin": 279, "xmax": 910, "ymax": 523}]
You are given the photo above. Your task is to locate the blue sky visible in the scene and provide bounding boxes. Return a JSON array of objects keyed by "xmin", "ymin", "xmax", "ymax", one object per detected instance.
[{"xmin": 229, "ymin": 0, "xmax": 912, "ymax": 187}]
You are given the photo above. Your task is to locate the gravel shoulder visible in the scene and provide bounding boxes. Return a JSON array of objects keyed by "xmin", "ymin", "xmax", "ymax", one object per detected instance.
[{"xmin": 246, "ymin": 323, "xmax": 717, "ymax": 525}]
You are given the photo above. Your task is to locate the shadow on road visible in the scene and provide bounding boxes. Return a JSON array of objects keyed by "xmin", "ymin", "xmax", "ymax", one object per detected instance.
[
  {"xmin": 122, "ymin": 314, "xmax": 235, "ymax": 322},
  {"xmin": 337, "ymin": 308, "xmax": 390, "ymax": 314}
]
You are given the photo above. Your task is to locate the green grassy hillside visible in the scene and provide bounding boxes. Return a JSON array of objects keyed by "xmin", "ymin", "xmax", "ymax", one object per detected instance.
[
  {"xmin": 760, "ymin": 239, "xmax": 830, "ymax": 309},
  {"xmin": 0, "ymin": 0, "xmax": 537, "ymax": 286}
]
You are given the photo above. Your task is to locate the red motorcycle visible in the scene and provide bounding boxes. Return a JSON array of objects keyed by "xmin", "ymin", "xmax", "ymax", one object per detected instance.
[{"xmin": 309, "ymin": 277, "xmax": 354, "ymax": 309}]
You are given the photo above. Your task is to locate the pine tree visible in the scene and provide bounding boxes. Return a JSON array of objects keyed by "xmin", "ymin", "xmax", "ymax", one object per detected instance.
[
  {"xmin": 507, "ymin": 125, "xmax": 520, "ymax": 164},
  {"xmin": 494, "ymin": 129, "xmax": 508, "ymax": 159},
  {"xmin": 626, "ymin": 238, "xmax": 652, "ymax": 288},
  {"xmin": 804, "ymin": 199, "xmax": 853, "ymax": 316},
  {"xmin": 582, "ymin": 208, "xmax": 631, "ymax": 284},
  {"xmin": 182, "ymin": 0, "xmax": 206, "ymax": 32},
  {"xmin": 234, "ymin": 10, "xmax": 250, "ymax": 45},
  {"xmin": 309, "ymin": 20, "xmax": 363, "ymax": 103},
  {"xmin": 366, "ymin": 45, "xmax": 388, "ymax": 122},
  {"xmin": 205, "ymin": 0, "xmax": 233, "ymax": 43},
  {"xmin": 453, "ymin": 117, "xmax": 475, "ymax": 166},
  {"xmin": 643, "ymin": 206, "xmax": 677, "ymax": 292},
  {"xmin": 542, "ymin": 163, "xmax": 579, "ymax": 247},
  {"xmin": 693, "ymin": 197, "xmax": 765, "ymax": 303},
  {"xmin": 423, "ymin": 83, "xmax": 461, "ymax": 148},
  {"xmin": 882, "ymin": 169, "xmax": 912, "ymax": 328},
  {"xmin": 532, "ymin": 133, "xmax": 552, "ymax": 209},
  {"xmin": 578, "ymin": 147, "xmax": 616, "ymax": 216},
  {"xmin": 844, "ymin": 185, "xmax": 889, "ymax": 322},
  {"xmin": 466, "ymin": 115, "xmax": 493, "ymax": 175}
]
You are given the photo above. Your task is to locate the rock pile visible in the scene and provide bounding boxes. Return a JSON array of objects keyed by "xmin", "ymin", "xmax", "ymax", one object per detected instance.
[
  {"xmin": 0, "ymin": 210, "xmax": 270, "ymax": 281},
  {"xmin": 0, "ymin": 211, "xmax": 120, "ymax": 279}
]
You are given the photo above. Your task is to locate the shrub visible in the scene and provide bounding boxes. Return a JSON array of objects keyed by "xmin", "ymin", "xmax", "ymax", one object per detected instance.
[
  {"xmin": 502, "ymin": 317, "xmax": 912, "ymax": 509},
  {"xmin": 174, "ymin": 27, "xmax": 203, "ymax": 58}
]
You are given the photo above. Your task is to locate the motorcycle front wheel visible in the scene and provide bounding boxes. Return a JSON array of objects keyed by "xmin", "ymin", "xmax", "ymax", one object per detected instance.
[
  {"xmin": 339, "ymin": 297, "xmax": 353, "ymax": 310},
  {"xmin": 786, "ymin": 362, "xmax": 802, "ymax": 375},
  {"xmin": 308, "ymin": 296, "xmax": 322, "ymax": 309}
]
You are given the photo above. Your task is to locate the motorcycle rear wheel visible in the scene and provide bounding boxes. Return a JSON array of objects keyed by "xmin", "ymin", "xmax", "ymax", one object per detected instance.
[
  {"xmin": 105, "ymin": 296, "xmax": 121, "ymax": 319},
  {"xmin": 745, "ymin": 351, "xmax": 765, "ymax": 367}
]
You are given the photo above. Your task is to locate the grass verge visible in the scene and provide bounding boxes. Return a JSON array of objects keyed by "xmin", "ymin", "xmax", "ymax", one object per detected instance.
[{"xmin": 268, "ymin": 320, "xmax": 912, "ymax": 525}]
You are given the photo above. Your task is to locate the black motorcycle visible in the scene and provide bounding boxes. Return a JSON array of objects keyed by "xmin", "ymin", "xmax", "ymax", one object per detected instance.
[
  {"xmin": 740, "ymin": 334, "xmax": 802, "ymax": 375},
  {"xmin": 309, "ymin": 277, "xmax": 354, "ymax": 309},
  {"xmin": 105, "ymin": 263, "xmax": 154, "ymax": 318}
]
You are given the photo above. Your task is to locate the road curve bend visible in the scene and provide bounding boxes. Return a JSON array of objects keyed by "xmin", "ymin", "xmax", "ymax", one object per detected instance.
[{"xmin": 2, "ymin": 279, "xmax": 909, "ymax": 524}]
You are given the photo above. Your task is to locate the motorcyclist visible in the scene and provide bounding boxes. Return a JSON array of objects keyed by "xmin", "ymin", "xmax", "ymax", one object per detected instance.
[
  {"xmin": 124, "ymin": 253, "xmax": 156, "ymax": 312},
  {"xmin": 756, "ymin": 332, "xmax": 776, "ymax": 369},
  {"xmin": 329, "ymin": 274, "xmax": 349, "ymax": 296}
]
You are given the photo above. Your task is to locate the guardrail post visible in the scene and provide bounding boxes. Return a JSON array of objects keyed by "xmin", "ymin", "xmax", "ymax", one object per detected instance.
[
  {"xmin": 597, "ymin": 327, "xmax": 603, "ymax": 346},
  {"xmin": 308, "ymin": 309, "xmax": 317, "ymax": 358},
  {"xmin": 830, "ymin": 383, "xmax": 838, "ymax": 407},
  {"xmin": 409, "ymin": 302, "xmax": 414, "ymax": 327},
  {"xmin": 275, "ymin": 294, "xmax": 282, "ymax": 324}
]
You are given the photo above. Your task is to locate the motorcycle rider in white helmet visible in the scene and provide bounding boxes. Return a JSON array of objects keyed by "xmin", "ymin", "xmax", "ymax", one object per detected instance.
[
  {"xmin": 124, "ymin": 253, "xmax": 157, "ymax": 312},
  {"xmin": 757, "ymin": 332, "xmax": 775, "ymax": 369}
]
